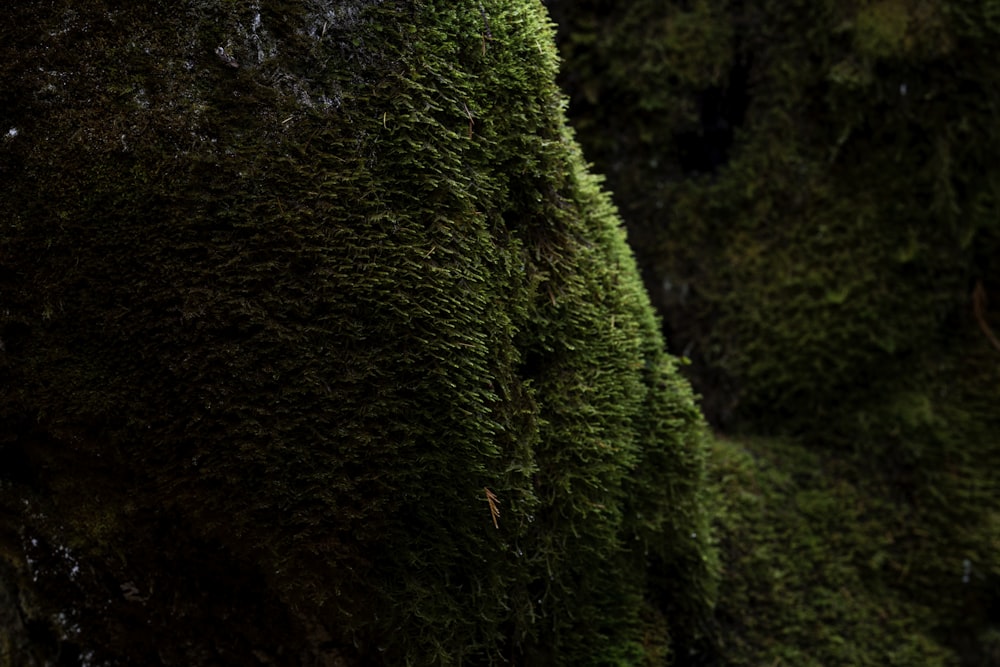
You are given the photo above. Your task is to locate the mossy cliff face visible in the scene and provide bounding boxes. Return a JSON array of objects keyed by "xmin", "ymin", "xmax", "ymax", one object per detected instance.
[
  {"xmin": 0, "ymin": 1, "xmax": 715, "ymax": 665},
  {"xmin": 547, "ymin": 0, "xmax": 1000, "ymax": 664}
]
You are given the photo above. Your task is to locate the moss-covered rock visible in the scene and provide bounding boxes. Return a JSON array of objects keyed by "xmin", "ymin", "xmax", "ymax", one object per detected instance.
[{"xmin": 0, "ymin": 1, "xmax": 715, "ymax": 664}]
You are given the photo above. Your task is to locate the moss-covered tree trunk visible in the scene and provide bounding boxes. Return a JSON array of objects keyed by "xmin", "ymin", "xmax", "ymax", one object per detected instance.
[{"xmin": 0, "ymin": 1, "xmax": 715, "ymax": 665}]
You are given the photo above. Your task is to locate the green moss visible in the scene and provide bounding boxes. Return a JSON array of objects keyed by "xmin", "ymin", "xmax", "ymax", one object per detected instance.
[
  {"xmin": 854, "ymin": 2, "xmax": 906, "ymax": 54},
  {"xmin": 710, "ymin": 435, "xmax": 958, "ymax": 666},
  {"xmin": 0, "ymin": 0, "xmax": 715, "ymax": 664},
  {"xmin": 548, "ymin": 0, "xmax": 997, "ymax": 422},
  {"xmin": 549, "ymin": 0, "xmax": 1000, "ymax": 664}
]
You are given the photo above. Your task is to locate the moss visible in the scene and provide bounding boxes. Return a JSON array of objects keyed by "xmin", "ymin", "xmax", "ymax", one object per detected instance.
[
  {"xmin": 0, "ymin": 0, "xmax": 714, "ymax": 664},
  {"xmin": 854, "ymin": 0, "xmax": 914, "ymax": 57},
  {"xmin": 548, "ymin": 0, "xmax": 997, "ymax": 422},
  {"xmin": 710, "ymin": 435, "xmax": 958, "ymax": 666},
  {"xmin": 548, "ymin": 0, "xmax": 1000, "ymax": 664}
]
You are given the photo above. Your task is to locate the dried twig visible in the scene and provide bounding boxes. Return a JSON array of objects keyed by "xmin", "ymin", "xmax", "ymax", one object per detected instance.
[{"xmin": 484, "ymin": 487, "xmax": 500, "ymax": 529}]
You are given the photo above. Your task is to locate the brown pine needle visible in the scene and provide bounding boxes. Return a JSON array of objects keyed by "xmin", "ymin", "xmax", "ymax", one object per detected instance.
[{"xmin": 484, "ymin": 487, "xmax": 500, "ymax": 529}]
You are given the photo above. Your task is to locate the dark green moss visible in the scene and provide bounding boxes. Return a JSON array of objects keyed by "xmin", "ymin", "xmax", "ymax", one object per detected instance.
[
  {"xmin": 0, "ymin": 1, "xmax": 715, "ymax": 664},
  {"xmin": 548, "ymin": 0, "xmax": 1000, "ymax": 664},
  {"xmin": 709, "ymin": 435, "xmax": 957, "ymax": 666},
  {"xmin": 548, "ymin": 0, "xmax": 998, "ymax": 424}
]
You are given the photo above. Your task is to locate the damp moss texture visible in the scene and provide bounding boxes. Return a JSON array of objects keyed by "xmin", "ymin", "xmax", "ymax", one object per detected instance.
[
  {"xmin": 0, "ymin": 1, "xmax": 718, "ymax": 665},
  {"xmin": 548, "ymin": 0, "xmax": 1000, "ymax": 664}
]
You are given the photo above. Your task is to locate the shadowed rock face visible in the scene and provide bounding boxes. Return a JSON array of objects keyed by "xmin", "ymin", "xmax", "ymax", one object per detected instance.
[{"xmin": 0, "ymin": 2, "xmax": 715, "ymax": 665}]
